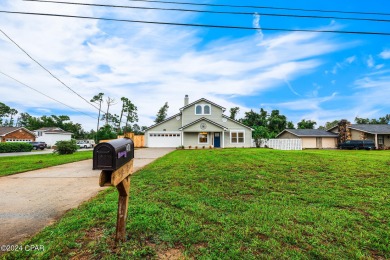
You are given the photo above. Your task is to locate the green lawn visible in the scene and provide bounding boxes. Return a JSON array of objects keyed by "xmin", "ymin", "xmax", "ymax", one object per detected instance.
[
  {"xmin": 0, "ymin": 151, "xmax": 93, "ymax": 177},
  {"xmin": 2, "ymin": 149, "xmax": 389, "ymax": 259}
]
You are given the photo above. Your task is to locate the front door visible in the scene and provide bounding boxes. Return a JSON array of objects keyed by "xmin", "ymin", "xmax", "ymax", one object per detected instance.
[
  {"xmin": 214, "ymin": 132, "xmax": 221, "ymax": 148},
  {"xmin": 316, "ymin": 137, "xmax": 322, "ymax": 149}
]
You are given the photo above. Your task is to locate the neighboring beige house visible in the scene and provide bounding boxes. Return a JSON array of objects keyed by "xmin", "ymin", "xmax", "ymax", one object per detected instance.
[
  {"xmin": 34, "ymin": 127, "xmax": 72, "ymax": 146},
  {"xmin": 0, "ymin": 127, "xmax": 36, "ymax": 143},
  {"xmin": 145, "ymin": 95, "xmax": 253, "ymax": 148},
  {"xmin": 276, "ymin": 129, "xmax": 338, "ymax": 149},
  {"xmin": 329, "ymin": 124, "xmax": 390, "ymax": 149}
]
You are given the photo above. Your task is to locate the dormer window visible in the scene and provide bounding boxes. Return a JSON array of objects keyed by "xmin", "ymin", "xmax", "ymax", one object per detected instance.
[
  {"xmin": 195, "ymin": 104, "xmax": 211, "ymax": 115},
  {"xmin": 196, "ymin": 105, "xmax": 202, "ymax": 115},
  {"xmin": 204, "ymin": 105, "xmax": 210, "ymax": 115}
]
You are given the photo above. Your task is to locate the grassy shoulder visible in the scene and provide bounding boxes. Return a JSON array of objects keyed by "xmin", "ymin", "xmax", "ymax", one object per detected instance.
[
  {"xmin": 2, "ymin": 149, "xmax": 390, "ymax": 259},
  {"xmin": 0, "ymin": 151, "xmax": 93, "ymax": 177}
]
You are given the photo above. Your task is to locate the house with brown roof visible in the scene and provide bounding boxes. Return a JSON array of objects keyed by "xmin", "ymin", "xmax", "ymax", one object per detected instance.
[
  {"xmin": 34, "ymin": 127, "xmax": 72, "ymax": 146},
  {"xmin": 0, "ymin": 127, "xmax": 36, "ymax": 143},
  {"xmin": 276, "ymin": 129, "xmax": 338, "ymax": 149}
]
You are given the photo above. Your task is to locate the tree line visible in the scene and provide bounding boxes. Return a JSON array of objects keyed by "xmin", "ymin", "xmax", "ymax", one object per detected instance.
[{"xmin": 1, "ymin": 99, "xmax": 389, "ymax": 143}]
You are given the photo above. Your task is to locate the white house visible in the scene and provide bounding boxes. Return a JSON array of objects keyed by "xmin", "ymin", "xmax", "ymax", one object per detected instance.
[
  {"xmin": 145, "ymin": 95, "xmax": 253, "ymax": 148},
  {"xmin": 34, "ymin": 127, "xmax": 72, "ymax": 146}
]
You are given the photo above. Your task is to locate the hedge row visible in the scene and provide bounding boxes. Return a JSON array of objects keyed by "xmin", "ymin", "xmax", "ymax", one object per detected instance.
[{"xmin": 0, "ymin": 142, "xmax": 33, "ymax": 153}]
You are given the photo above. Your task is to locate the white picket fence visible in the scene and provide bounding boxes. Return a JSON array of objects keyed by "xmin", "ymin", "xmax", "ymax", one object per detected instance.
[{"xmin": 252, "ymin": 139, "xmax": 302, "ymax": 150}]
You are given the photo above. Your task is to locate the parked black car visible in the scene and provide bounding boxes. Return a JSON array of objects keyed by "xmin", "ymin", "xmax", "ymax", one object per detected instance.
[
  {"xmin": 28, "ymin": 142, "xmax": 47, "ymax": 150},
  {"xmin": 338, "ymin": 140, "xmax": 376, "ymax": 150}
]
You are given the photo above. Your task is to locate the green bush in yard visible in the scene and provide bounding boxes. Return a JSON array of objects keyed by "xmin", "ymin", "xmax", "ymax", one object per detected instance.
[
  {"xmin": 0, "ymin": 142, "xmax": 33, "ymax": 153},
  {"xmin": 54, "ymin": 140, "xmax": 78, "ymax": 155}
]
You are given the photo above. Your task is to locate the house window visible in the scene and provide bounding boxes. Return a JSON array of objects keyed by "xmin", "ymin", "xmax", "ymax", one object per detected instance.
[
  {"xmin": 204, "ymin": 105, "xmax": 210, "ymax": 114},
  {"xmin": 196, "ymin": 105, "xmax": 202, "ymax": 115},
  {"xmin": 198, "ymin": 132, "xmax": 208, "ymax": 144},
  {"xmin": 195, "ymin": 104, "xmax": 212, "ymax": 115},
  {"xmin": 231, "ymin": 131, "xmax": 244, "ymax": 143},
  {"xmin": 378, "ymin": 135, "xmax": 384, "ymax": 145}
]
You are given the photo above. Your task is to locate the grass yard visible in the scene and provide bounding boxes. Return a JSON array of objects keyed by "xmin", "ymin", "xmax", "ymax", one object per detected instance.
[
  {"xmin": 0, "ymin": 151, "xmax": 92, "ymax": 177},
  {"xmin": 2, "ymin": 149, "xmax": 389, "ymax": 259}
]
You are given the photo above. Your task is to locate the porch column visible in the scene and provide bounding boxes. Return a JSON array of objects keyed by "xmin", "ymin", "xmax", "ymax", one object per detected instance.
[
  {"xmin": 181, "ymin": 131, "xmax": 184, "ymax": 146},
  {"xmin": 222, "ymin": 131, "xmax": 224, "ymax": 148},
  {"xmin": 375, "ymin": 134, "xmax": 378, "ymax": 149}
]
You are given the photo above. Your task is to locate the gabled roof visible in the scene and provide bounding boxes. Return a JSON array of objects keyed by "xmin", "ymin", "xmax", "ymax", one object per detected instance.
[
  {"xmin": 349, "ymin": 124, "xmax": 390, "ymax": 134},
  {"xmin": 221, "ymin": 114, "xmax": 254, "ymax": 130},
  {"xmin": 34, "ymin": 127, "xmax": 72, "ymax": 134},
  {"xmin": 277, "ymin": 129, "xmax": 338, "ymax": 138},
  {"xmin": 0, "ymin": 127, "xmax": 36, "ymax": 137},
  {"xmin": 179, "ymin": 117, "xmax": 228, "ymax": 131},
  {"xmin": 145, "ymin": 113, "xmax": 181, "ymax": 131},
  {"xmin": 180, "ymin": 98, "xmax": 226, "ymax": 112}
]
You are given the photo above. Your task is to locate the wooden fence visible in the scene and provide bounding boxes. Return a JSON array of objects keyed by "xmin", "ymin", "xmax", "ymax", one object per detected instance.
[
  {"xmin": 100, "ymin": 133, "xmax": 145, "ymax": 148},
  {"xmin": 252, "ymin": 139, "xmax": 302, "ymax": 150}
]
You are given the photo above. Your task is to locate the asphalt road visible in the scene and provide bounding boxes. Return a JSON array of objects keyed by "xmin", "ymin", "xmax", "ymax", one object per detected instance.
[{"xmin": 0, "ymin": 148, "xmax": 174, "ymax": 247}]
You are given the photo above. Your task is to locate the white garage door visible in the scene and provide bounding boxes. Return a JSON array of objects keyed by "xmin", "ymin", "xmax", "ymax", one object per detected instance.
[{"xmin": 148, "ymin": 132, "xmax": 181, "ymax": 147}]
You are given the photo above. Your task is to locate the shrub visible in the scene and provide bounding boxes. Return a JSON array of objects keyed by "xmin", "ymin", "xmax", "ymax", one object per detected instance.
[
  {"xmin": 54, "ymin": 140, "xmax": 78, "ymax": 155},
  {"xmin": 0, "ymin": 142, "xmax": 33, "ymax": 153}
]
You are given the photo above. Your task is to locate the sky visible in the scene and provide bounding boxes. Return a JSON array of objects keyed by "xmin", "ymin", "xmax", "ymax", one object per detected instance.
[{"xmin": 0, "ymin": 0, "xmax": 389, "ymax": 131}]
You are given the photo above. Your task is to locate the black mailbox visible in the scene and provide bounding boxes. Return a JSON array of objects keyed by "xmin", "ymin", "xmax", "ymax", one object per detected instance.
[{"xmin": 93, "ymin": 138, "xmax": 134, "ymax": 171}]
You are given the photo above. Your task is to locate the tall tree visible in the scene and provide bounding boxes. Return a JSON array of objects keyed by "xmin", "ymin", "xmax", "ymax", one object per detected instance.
[
  {"xmin": 104, "ymin": 97, "xmax": 116, "ymax": 126},
  {"xmin": 155, "ymin": 102, "xmax": 169, "ymax": 124},
  {"xmin": 118, "ymin": 97, "xmax": 128, "ymax": 131},
  {"xmin": 287, "ymin": 121, "xmax": 295, "ymax": 129},
  {"xmin": 124, "ymin": 100, "xmax": 138, "ymax": 133},
  {"xmin": 8, "ymin": 108, "xmax": 18, "ymax": 126},
  {"xmin": 229, "ymin": 107, "xmax": 240, "ymax": 120},
  {"xmin": 355, "ymin": 114, "xmax": 390, "ymax": 124},
  {"xmin": 297, "ymin": 119, "xmax": 317, "ymax": 129},
  {"xmin": 268, "ymin": 110, "xmax": 287, "ymax": 137},
  {"xmin": 90, "ymin": 93, "xmax": 104, "ymax": 140},
  {"xmin": 318, "ymin": 120, "xmax": 339, "ymax": 130},
  {"xmin": 0, "ymin": 102, "xmax": 11, "ymax": 125}
]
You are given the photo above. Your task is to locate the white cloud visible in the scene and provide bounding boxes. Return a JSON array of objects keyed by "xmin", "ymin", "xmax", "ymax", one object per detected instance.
[
  {"xmin": 252, "ymin": 12, "xmax": 264, "ymax": 42},
  {"xmin": 330, "ymin": 55, "xmax": 356, "ymax": 74},
  {"xmin": 346, "ymin": 56, "xmax": 356, "ymax": 64},
  {"xmin": 0, "ymin": 0, "xmax": 346, "ymax": 130},
  {"xmin": 379, "ymin": 49, "xmax": 390, "ymax": 59},
  {"xmin": 367, "ymin": 55, "xmax": 375, "ymax": 68}
]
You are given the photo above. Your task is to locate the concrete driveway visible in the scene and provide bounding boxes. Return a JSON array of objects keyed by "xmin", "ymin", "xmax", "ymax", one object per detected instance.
[{"xmin": 0, "ymin": 148, "xmax": 174, "ymax": 246}]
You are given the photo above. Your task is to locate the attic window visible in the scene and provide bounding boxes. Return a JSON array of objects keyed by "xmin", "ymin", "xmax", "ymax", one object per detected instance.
[
  {"xmin": 204, "ymin": 105, "xmax": 210, "ymax": 114},
  {"xmin": 195, "ymin": 104, "xmax": 211, "ymax": 115},
  {"xmin": 195, "ymin": 105, "xmax": 202, "ymax": 115}
]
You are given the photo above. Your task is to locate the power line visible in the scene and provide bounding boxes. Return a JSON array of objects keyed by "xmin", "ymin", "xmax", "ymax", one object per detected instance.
[
  {"xmin": 125, "ymin": 0, "xmax": 390, "ymax": 17},
  {"xmin": 0, "ymin": 71, "xmax": 98, "ymax": 119},
  {"xmin": 23, "ymin": 0, "xmax": 390, "ymax": 23},
  {"xmin": 0, "ymin": 28, "xmax": 101, "ymax": 111},
  {"xmin": 1, "ymin": 10, "xmax": 390, "ymax": 36}
]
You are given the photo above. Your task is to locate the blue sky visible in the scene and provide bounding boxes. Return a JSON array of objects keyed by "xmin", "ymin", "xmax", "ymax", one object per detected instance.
[{"xmin": 0, "ymin": 0, "xmax": 389, "ymax": 130}]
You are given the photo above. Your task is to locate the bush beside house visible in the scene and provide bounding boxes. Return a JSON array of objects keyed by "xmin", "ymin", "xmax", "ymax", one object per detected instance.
[
  {"xmin": 0, "ymin": 142, "xmax": 33, "ymax": 153},
  {"xmin": 54, "ymin": 140, "xmax": 78, "ymax": 155}
]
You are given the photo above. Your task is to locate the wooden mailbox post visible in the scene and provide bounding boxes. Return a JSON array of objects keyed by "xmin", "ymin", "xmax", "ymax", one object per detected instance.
[
  {"xmin": 99, "ymin": 160, "xmax": 133, "ymax": 242},
  {"xmin": 93, "ymin": 138, "xmax": 135, "ymax": 242}
]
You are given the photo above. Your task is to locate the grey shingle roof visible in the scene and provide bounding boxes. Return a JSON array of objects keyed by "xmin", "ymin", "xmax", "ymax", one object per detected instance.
[
  {"xmin": 179, "ymin": 98, "xmax": 226, "ymax": 112},
  {"xmin": 35, "ymin": 127, "xmax": 72, "ymax": 134},
  {"xmin": 349, "ymin": 124, "xmax": 390, "ymax": 134},
  {"xmin": 179, "ymin": 117, "xmax": 228, "ymax": 131},
  {"xmin": 277, "ymin": 129, "xmax": 338, "ymax": 138}
]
